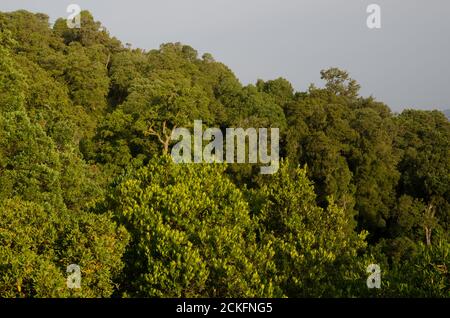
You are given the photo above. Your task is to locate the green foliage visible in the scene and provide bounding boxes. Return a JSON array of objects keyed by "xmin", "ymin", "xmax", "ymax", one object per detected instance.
[
  {"xmin": 65, "ymin": 42, "xmax": 110, "ymax": 117},
  {"xmin": 54, "ymin": 10, "xmax": 122, "ymax": 52},
  {"xmin": 105, "ymin": 156, "xmax": 275, "ymax": 297},
  {"xmin": 0, "ymin": 111, "xmax": 64, "ymax": 208},
  {"xmin": 395, "ymin": 110, "xmax": 450, "ymax": 232},
  {"xmin": 375, "ymin": 237, "xmax": 449, "ymax": 297},
  {"xmin": 0, "ymin": 29, "xmax": 27, "ymax": 112},
  {"xmin": 320, "ymin": 68, "xmax": 361, "ymax": 99},
  {"xmin": 285, "ymin": 77, "xmax": 399, "ymax": 239},
  {"xmin": 252, "ymin": 161, "xmax": 369, "ymax": 297},
  {"xmin": 0, "ymin": 198, "xmax": 129, "ymax": 297},
  {"xmin": 0, "ymin": 9, "xmax": 448, "ymax": 298}
]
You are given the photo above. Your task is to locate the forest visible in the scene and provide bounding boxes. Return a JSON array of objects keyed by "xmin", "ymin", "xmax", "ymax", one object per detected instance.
[{"xmin": 0, "ymin": 10, "xmax": 448, "ymax": 298}]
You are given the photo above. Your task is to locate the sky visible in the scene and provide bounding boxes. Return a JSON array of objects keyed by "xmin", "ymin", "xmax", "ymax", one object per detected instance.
[{"xmin": 1, "ymin": 0, "xmax": 449, "ymax": 112}]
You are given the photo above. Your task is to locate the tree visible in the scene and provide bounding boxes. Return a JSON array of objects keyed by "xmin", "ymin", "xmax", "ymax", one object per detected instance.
[
  {"xmin": 251, "ymin": 161, "xmax": 369, "ymax": 297},
  {"xmin": 320, "ymin": 68, "xmax": 360, "ymax": 99},
  {"xmin": 104, "ymin": 156, "xmax": 276, "ymax": 297},
  {"xmin": 108, "ymin": 50, "xmax": 148, "ymax": 105},
  {"xmin": 0, "ymin": 197, "xmax": 129, "ymax": 297},
  {"xmin": 0, "ymin": 29, "xmax": 27, "ymax": 113},
  {"xmin": 116, "ymin": 70, "xmax": 213, "ymax": 153},
  {"xmin": 285, "ymin": 72, "xmax": 399, "ymax": 241},
  {"xmin": 53, "ymin": 10, "xmax": 122, "ymax": 52},
  {"xmin": 378, "ymin": 237, "xmax": 449, "ymax": 297},
  {"xmin": 65, "ymin": 42, "xmax": 110, "ymax": 116},
  {"xmin": 256, "ymin": 77, "xmax": 294, "ymax": 109},
  {"xmin": 0, "ymin": 112, "xmax": 129, "ymax": 297},
  {"xmin": 395, "ymin": 110, "xmax": 450, "ymax": 234}
]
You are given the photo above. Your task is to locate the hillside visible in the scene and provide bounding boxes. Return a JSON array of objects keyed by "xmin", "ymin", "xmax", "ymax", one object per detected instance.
[{"xmin": 0, "ymin": 10, "xmax": 449, "ymax": 297}]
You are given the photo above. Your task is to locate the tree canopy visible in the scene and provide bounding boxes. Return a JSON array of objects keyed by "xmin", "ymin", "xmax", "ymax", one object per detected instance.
[{"xmin": 0, "ymin": 10, "xmax": 448, "ymax": 298}]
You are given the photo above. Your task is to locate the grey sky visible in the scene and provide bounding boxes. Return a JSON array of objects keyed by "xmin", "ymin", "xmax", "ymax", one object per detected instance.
[{"xmin": 1, "ymin": 0, "xmax": 449, "ymax": 112}]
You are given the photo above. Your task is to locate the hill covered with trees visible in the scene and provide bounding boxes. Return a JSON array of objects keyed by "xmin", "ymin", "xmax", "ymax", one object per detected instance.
[{"xmin": 0, "ymin": 10, "xmax": 448, "ymax": 297}]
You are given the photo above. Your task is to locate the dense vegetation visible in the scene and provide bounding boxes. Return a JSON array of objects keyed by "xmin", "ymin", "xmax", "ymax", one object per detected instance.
[{"xmin": 0, "ymin": 10, "xmax": 448, "ymax": 297}]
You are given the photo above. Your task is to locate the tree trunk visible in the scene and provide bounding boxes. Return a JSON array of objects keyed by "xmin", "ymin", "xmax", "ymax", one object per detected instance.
[
  {"xmin": 423, "ymin": 203, "xmax": 435, "ymax": 247},
  {"xmin": 145, "ymin": 121, "xmax": 174, "ymax": 155},
  {"xmin": 163, "ymin": 138, "xmax": 169, "ymax": 154},
  {"xmin": 425, "ymin": 226, "xmax": 431, "ymax": 246}
]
